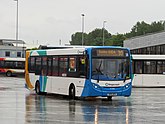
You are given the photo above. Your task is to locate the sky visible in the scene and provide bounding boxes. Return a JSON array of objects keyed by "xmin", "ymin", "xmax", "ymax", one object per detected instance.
[{"xmin": 0, "ymin": 0, "xmax": 165, "ymax": 46}]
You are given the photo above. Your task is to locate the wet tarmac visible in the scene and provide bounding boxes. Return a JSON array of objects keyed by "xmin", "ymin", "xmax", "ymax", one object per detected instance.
[{"xmin": 0, "ymin": 76, "xmax": 165, "ymax": 124}]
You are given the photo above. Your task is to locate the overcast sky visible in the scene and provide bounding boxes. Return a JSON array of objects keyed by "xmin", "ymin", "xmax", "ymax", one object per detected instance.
[{"xmin": 0, "ymin": 0, "xmax": 165, "ymax": 46}]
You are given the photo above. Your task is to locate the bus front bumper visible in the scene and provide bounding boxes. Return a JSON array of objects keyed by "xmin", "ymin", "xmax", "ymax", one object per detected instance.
[{"xmin": 81, "ymin": 81, "xmax": 132, "ymax": 97}]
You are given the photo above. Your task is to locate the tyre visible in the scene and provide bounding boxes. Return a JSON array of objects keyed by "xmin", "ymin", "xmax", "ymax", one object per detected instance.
[
  {"xmin": 69, "ymin": 84, "xmax": 75, "ymax": 100},
  {"xmin": 107, "ymin": 96, "xmax": 112, "ymax": 101},
  {"xmin": 6, "ymin": 71, "xmax": 12, "ymax": 77},
  {"xmin": 35, "ymin": 81, "xmax": 41, "ymax": 95}
]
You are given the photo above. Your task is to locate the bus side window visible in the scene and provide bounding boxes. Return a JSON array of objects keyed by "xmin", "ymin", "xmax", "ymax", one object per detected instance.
[
  {"xmin": 35, "ymin": 57, "xmax": 42, "ymax": 75},
  {"xmin": 5, "ymin": 61, "xmax": 13, "ymax": 69},
  {"xmin": 29, "ymin": 57, "xmax": 35, "ymax": 73},
  {"xmin": 17, "ymin": 62, "xmax": 21, "ymax": 68},
  {"xmin": 79, "ymin": 57, "xmax": 86, "ymax": 77},
  {"xmin": 67, "ymin": 56, "xmax": 79, "ymax": 77},
  {"xmin": 42, "ymin": 57, "xmax": 47, "ymax": 76},
  {"xmin": 135, "ymin": 61, "xmax": 143, "ymax": 74},
  {"xmin": 47, "ymin": 57, "xmax": 52, "ymax": 76},
  {"xmin": 52, "ymin": 57, "xmax": 58, "ymax": 76},
  {"xmin": 59, "ymin": 57, "xmax": 68, "ymax": 76},
  {"xmin": 68, "ymin": 57, "xmax": 76, "ymax": 72},
  {"xmin": 0, "ymin": 61, "xmax": 5, "ymax": 68}
]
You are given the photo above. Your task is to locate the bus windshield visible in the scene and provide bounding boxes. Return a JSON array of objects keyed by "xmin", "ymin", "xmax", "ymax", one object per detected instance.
[{"xmin": 92, "ymin": 58, "xmax": 130, "ymax": 81}]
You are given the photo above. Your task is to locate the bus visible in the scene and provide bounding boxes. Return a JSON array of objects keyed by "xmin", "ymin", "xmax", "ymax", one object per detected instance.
[
  {"xmin": 132, "ymin": 54, "xmax": 165, "ymax": 87},
  {"xmin": 25, "ymin": 46, "xmax": 132, "ymax": 100},
  {"xmin": 0, "ymin": 57, "xmax": 25, "ymax": 77}
]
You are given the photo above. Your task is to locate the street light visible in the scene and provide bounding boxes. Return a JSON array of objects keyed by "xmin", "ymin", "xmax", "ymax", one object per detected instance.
[
  {"xmin": 14, "ymin": 0, "xmax": 19, "ymax": 41},
  {"xmin": 102, "ymin": 21, "xmax": 107, "ymax": 46},
  {"xmin": 14, "ymin": 0, "xmax": 19, "ymax": 56},
  {"xmin": 81, "ymin": 14, "xmax": 85, "ymax": 46}
]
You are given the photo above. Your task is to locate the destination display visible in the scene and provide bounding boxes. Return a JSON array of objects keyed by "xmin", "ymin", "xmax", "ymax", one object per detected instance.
[{"xmin": 92, "ymin": 48, "xmax": 128, "ymax": 57}]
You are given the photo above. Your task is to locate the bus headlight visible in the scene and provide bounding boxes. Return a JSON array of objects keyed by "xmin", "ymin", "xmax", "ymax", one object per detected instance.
[
  {"xmin": 92, "ymin": 83, "xmax": 100, "ymax": 89},
  {"xmin": 124, "ymin": 83, "xmax": 130, "ymax": 89},
  {"xmin": 93, "ymin": 84, "xmax": 98, "ymax": 89}
]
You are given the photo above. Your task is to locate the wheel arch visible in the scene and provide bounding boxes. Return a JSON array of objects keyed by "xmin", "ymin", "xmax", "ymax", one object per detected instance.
[
  {"xmin": 35, "ymin": 80, "xmax": 40, "ymax": 90},
  {"xmin": 69, "ymin": 83, "xmax": 75, "ymax": 92},
  {"xmin": 69, "ymin": 83, "xmax": 76, "ymax": 98},
  {"xmin": 35, "ymin": 80, "xmax": 41, "ymax": 95}
]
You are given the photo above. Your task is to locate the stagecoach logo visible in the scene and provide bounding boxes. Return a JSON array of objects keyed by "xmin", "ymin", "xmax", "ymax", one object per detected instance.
[
  {"xmin": 105, "ymin": 83, "xmax": 110, "ymax": 86},
  {"xmin": 105, "ymin": 83, "xmax": 119, "ymax": 87}
]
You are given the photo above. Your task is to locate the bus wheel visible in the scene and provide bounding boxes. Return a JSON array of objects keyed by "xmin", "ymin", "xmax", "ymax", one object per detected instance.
[
  {"xmin": 35, "ymin": 81, "xmax": 41, "ymax": 95},
  {"xmin": 107, "ymin": 96, "xmax": 112, "ymax": 101},
  {"xmin": 6, "ymin": 71, "xmax": 12, "ymax": 77},
  {"xmin": 69, "ymin": 84, "xmax": 75, "ymax": 100}
]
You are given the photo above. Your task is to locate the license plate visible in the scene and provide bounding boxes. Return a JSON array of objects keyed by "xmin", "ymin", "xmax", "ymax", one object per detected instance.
[{"xmin": 107, "ymin": 93, "xmax": 117, "ymax": 96}]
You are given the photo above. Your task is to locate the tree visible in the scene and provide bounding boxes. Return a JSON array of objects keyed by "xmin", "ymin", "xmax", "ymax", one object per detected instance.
[
  {"xmin": 150, "ymin": 21, "xmax": 164, "ymax": 32},
  {"xmin": 128, "ymin": 21, "xmax": 150, "ymax": 37},
  {"xmin": 70, "ymin": 20, "xmax": 165, "ymax": 47},
  {"xmin": 125, "ymin": 21, "xmax": 165, "ymax": 38},
  {"xmin": 70, "ymin": 28, "xmax": 111, "ymax": 46},
  {"xmin": 70, "ymin": 32, "xmax": 87, "ymax": 45},
  {"xmin": 107, "ymin": 34, "xmax": 126, "ymax": 46},
  {"xmin": 87, "ymin": 28, "xmax": 104, "ymax": 45}
]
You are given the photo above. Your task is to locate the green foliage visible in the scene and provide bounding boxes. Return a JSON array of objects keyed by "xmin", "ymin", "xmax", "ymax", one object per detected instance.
[
  {"xmin": 125, "ymin": 21, "xmax": 164, "ymax": 38},
  {"xmin": 86, "ymin": 28, "xmax": 111, "ymax": 46},
  {"xmin": 70, "ymin": 20, "xmax": 165, "ymax": 47},
  {"xmin": 109, "ymin": 34, "xmax": 126, "ymax": 46},
  {"xmin": 70, "ymin": 32, "xmax": 86, "ymax": 45},
  {"xmin": 70, "ymin": 28, "xmax": 111, "ymax": 46}
]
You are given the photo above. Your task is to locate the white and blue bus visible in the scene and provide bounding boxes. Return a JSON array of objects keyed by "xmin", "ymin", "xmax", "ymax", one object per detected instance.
[{"xmin": 25, "ymin": 46, "xmax": 132, "ymax": 100}]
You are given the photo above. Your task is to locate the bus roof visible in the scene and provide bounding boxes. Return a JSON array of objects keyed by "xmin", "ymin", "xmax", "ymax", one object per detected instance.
[
  {"xmin": 0, "ymin": 57, "xmax": 25, "ymax": 61},
  {"xmin": 38, "ymin": 45, "xmax": 126, "ymax": 50},
  {"xmin": 30, "ymin": 47, "xmax": 86, "ymax": 56},
  {"xmin": 30, "ymin": 46, "xmax": 129, "ymax": 56},
  {"xmin": 132, "ymin": 54, "xmax": 165, "ymax": 60}
]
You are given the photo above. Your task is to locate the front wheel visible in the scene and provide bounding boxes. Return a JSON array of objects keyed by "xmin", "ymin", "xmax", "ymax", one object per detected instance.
[
  {"xmin": 69, "ymin": 85, "xmax": 75, "ymax": 100},
  {"xmin": 35, "ymin": 81, "xmax": 41, "ymax": 95},
  {"xmin": 6, "ymin": 71, "xmax": 12, "ymax": 77}
]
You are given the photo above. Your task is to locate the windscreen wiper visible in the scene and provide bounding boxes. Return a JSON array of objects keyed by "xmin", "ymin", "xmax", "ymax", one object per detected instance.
[{"xmin": 96, "ymin": 60, "xmax": 103, "ymax": 83}]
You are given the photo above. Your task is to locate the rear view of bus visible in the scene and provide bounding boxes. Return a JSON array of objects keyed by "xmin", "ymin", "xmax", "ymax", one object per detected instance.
[{"xmin": 25, "ymin": 46, "xmax": 132, "ymax": 100}]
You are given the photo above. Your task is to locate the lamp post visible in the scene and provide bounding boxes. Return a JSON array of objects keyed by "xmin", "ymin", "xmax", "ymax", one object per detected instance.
[
  {"xmin": 81, "ymin": 14, "xmax": 85, "ymax": 46},
  {"xmin": 14, "ymin": 0, "xmax": 19, "ymax": 56},
  {"xmin": 14, "ymin": 0, "xmax": 19, "ymax": 41},
  {"xmin": 102, "ymin": 21, "xmax": 106, "ymax": 46}
]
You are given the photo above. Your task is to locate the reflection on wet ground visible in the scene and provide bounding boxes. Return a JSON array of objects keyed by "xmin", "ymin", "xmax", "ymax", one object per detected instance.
[
  {"xmin": 0, "ymin": 76, "xmax": 165, "ymax": 124},
  {"xmin": 25, "ymin": 94, "xmax": 131, "ymax": 124}
]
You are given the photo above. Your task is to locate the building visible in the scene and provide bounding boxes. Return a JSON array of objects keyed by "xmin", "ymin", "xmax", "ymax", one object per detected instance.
[
  {"xmin": 0, "ymin": 39, "xmax": 25, "ymax": 58},
  {"xmin": 124, "ymin": 31, "xmax": 165, "ymax": 87},
  {"xmin": 124, "ymin": 31, "xmax": 165, "ymax": 54}
]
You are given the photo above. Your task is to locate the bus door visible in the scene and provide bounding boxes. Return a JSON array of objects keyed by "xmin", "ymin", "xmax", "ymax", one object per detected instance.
[
  {"xmin": 133, "ymin": 61, "xmax": 143, "ymax": 86},
  {"xmin": 39, "ymin": 57, "xmax": 51, "ymax": 92}
]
